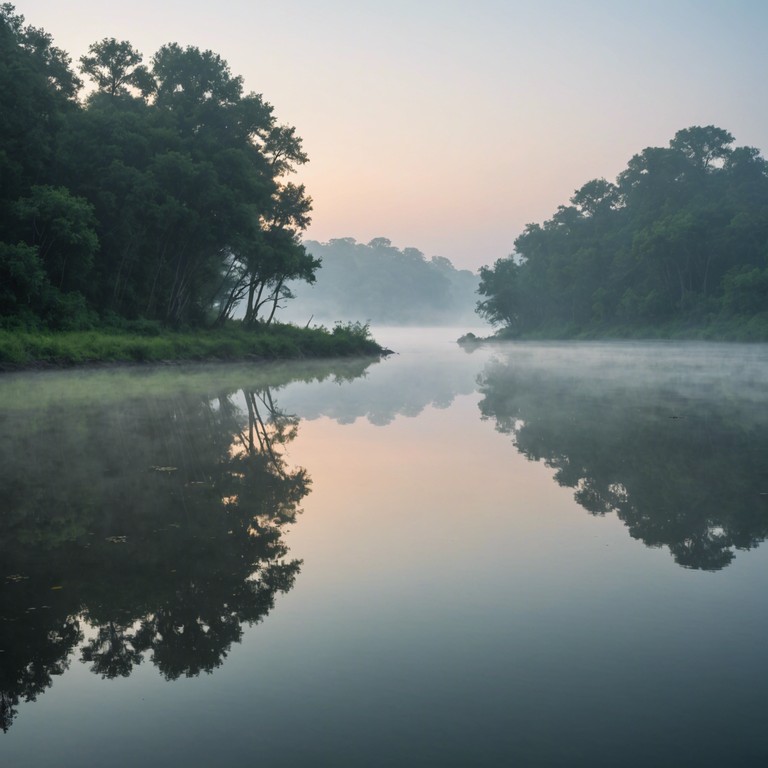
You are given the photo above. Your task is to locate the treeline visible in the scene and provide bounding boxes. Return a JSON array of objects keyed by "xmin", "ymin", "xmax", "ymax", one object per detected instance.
[
  {"xmin": 477, "ymin": 126, "xmax": 768, "ymax": 338},
  {"xmin": 0, "ymin": 5, "xmax": 316, "ymax": 331},
  {"xmin": 282, "ymin": 237, "xmax": 479, "ymax": 325}
]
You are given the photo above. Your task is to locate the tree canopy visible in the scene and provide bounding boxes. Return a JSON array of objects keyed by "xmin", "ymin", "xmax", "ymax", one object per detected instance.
[
  {"xmin": 0, "ymin": 4, "xmax": 316, "ymax": 330},
  {"xmin": 477, "ymin": 126, "xmax": 768, "ymax": 337}
]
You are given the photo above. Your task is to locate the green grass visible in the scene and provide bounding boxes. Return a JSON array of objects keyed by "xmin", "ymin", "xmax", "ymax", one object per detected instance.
[
  {"xmin": 0, "ymin": 321, "xmax": 385, "ymax": 369},
  {"xmin": 485, "ymin": 313, "xmax": 768, "ymax": 343}
]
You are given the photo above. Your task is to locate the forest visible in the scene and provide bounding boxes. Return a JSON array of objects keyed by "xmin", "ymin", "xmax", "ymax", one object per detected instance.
[
  {"xmin": 0, "ymin": 5, "xmax": 317, "ymax": 334},
  {"xmin": 281, "ymin": 237, "xmax": 479, "ymax": 326},
  {"xmin": 477, "ymin": 126, "xmax": 768, "ymax": 338},
  {"xmin": 5, "ymin": 1, "xmax": 767, "ymax": 349}
]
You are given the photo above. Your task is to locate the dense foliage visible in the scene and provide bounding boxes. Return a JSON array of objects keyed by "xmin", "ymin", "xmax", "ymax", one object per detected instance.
[
  {"xmin": 282, "ymin": 237, "xmax": 479, "ymax": 325},
  {"xmin": 0, "ymin": 4, "xmax": 316, "ymax": 331},
  {"xmin": 477, "ymin": 126, "xmax": 768, "ymax": 338}
]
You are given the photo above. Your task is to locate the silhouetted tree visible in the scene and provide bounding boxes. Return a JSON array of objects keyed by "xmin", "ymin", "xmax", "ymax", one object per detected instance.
[{"xmin": 477, "ymin": 126, "xmax": 768, "ymax": 337}]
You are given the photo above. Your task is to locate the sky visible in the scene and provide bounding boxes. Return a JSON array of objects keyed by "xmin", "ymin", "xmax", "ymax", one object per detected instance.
[{"xmin": 14, "ymin": 0, "xmax": 768, "ymax": 271}]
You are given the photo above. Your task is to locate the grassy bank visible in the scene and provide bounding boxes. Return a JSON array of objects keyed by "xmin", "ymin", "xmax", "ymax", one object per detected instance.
[
  {"xmin": 0, "ymin": 321, "xmax": 386, "ymax": 370},
  {"xmin": 472, "ymin": 314, "xmax": 768, "ymax": 343}
]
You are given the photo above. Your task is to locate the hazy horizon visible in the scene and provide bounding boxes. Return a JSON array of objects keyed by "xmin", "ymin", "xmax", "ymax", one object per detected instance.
[{"xmin": 15, "ymin": 0, "xmax": 768, "ymax": 270}]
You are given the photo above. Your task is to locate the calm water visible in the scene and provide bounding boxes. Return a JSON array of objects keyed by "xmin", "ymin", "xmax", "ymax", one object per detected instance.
[{"xmin": 1, "ymin": 329, "xmax": 767, "ymax": 767}]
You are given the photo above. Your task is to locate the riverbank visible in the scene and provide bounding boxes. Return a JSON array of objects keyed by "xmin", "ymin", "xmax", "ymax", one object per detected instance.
[
  {"xmin": 0, "ymin": 322, "xmax": 387, "ymax": 371},
  {"xmin": 459, "ymin": 314, "xmax": 768, "ymax": 345}
]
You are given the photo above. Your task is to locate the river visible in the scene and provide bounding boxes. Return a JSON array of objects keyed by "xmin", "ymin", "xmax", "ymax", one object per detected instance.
[{"xmin": 1, "ymin": 328, "xmax": 767, "ymax": 766}]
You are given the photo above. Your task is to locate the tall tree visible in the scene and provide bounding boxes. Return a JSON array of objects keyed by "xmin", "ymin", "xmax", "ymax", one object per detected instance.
[
  {"xmin": 79, "ymin": 38, "xmax": 154, "ymax": 98},
  {"xmin": 477, "ymin": 126, "xmax": 768, "ymax": 336},
  {"xmin": 1, "ymin": 12, "xmax": 316, "ymax": 329}
]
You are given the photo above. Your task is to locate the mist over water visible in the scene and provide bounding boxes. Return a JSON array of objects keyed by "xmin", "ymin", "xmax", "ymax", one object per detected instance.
[
  {"xmin": 479, "ymin": 339, "xmax": 768, "ymax": 398},
  {"xmin": 476, "ymin": 340, "xmax": 768, "ymax": 571},
  {"xmin": 1, "ymin": 331, "xmax": 767, "ymax": 766}
]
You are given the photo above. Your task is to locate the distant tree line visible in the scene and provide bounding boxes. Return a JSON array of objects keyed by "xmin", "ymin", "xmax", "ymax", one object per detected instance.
[
  {"xmin": 0, "ymin": 4, "xmax": 317, "ymax": 330},
  {"xmin": 283, "ymin": 237, "xmax": 479, "ymax": 325},
  {"xmin": 477, "ymin": 126, "xmax": 768, "ymax": 337}
]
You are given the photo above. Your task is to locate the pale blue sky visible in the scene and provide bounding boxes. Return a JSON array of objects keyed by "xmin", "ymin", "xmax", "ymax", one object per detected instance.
[{"xmin": 15, "ymin": 0, "xmax": 768, "ymax": 269}]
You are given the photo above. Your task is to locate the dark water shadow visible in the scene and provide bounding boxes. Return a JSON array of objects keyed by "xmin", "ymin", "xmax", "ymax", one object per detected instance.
[
  {"xmin": 477, "ymin": 342, "xmax": 768, "ymax": 571},
  {"xmin": 0, "ymin": 360, "xmax": 374, "ymax": 732}
]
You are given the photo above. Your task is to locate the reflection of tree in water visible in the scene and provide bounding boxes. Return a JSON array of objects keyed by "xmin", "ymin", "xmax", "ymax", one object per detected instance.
[
  {"xmin": 279, "ymin": 354, "xmax": 482, "ymax": 426},
  {"xmin": 0, "ymin": 385, "xmax": 308, "ymax": 730},
  {"xmin": 0, "ymin": 578, "xmax": 82, "ymax": 732},
  {"xmin": 478, "ymin": 358, "xmax": 768, "ymax": 571}
]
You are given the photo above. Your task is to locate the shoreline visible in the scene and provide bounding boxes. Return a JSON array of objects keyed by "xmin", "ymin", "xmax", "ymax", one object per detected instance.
[{"xmin": 0, "ymin": 324, "xmax": 390, "ymax": 373}]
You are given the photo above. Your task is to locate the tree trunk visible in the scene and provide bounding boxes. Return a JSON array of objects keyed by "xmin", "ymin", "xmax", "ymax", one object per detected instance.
[{"xmin": 265, "ymin": 278, "xmax": 284, "ymax": 326}]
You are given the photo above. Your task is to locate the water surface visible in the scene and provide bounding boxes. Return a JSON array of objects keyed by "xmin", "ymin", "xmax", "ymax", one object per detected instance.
[{"xmin": 1, "ymin": 331, "xmax": 767, "ymax": 766}]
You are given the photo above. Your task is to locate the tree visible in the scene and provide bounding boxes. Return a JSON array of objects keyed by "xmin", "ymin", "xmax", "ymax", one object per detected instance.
[
  {"xmin": 477, "ymin": 257, "xmax": 523, "ymax": 328},
  {"xmin": 13, "ymin": 185, "xmax": 98, "ymax": 293},
  {"xmin": 669, "ymin": 125, "xmax": 734, "ymax": 171},
  {"xmin": 0, "ymin": 242, "xmax": 47, "ymax": 323},
  {"xmin": 1, "ymin": 12, "xmax": 315, "ymax": 329},
  {"xmin": 570, "ymin": 178, "xmax": 618, "ymax": 216},
  {"xmin": 151, "ymin": 42, "xmax": 244, "ymax": 136},
  {"xmin": 0, "ymin": 4, "xmax": 74, "ymax": 205},
  {"xmin": 79, "ymin": 38, "xmax": 154, "ymax": 98},
  {"xmin": 476, "ymin": 126, "xmax": 768, "ymax": 337},
  {"xmin": 16, "ymin": 22, "xmax": 81, "ymax": 101}
]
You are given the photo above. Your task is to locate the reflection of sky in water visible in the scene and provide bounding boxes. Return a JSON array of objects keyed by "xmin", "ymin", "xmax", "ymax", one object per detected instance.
[
  {"xmin": 276, "ymin": 325, "xmax": 496, "ymax": 424},
  {"xmin": 3, "ymin": 337, "xmax": 768, "ymax": 766},
  {"xmin": 260, "ymin": 342, "xmax": 768, "ymax": 766}
]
